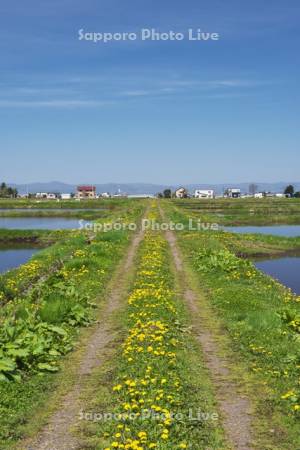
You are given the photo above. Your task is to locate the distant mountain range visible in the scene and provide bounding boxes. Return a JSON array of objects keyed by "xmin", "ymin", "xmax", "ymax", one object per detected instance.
[{"xmin": 9, "ymin": 181, "xmax": 300, "ymax": 196}]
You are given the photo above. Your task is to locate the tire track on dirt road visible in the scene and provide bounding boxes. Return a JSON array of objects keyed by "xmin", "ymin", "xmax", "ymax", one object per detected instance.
[
  {"xmin": 23, "ymin": 225, "xmax": 145, "ymax": 450},
  {"xmin": 160, "ymin": 206, "xmax": 253, "ymax": 450}
]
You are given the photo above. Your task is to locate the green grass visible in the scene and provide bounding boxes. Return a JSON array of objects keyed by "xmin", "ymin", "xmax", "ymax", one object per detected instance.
[
  {"xmin": 173, "ymin": 197, "xmax": 300, "ymax": 225},
  {"xmin": 0, "ymin": 229, "xmax": 65, "ymax": 248},
  {"xmin": 162, "ymin": 200, "xmax": 300, "ymax": 257},
  {"xmin": 0, "ymin": 202, "xmax": 146, "ymax": 448},
  {"xmin": 3, "ymin": 198, "xmax": 300, "ymax": 448},
  {"xmin": 0, "ymin": 372, "xmax": 55, "ymax": 446},
  {"xmin": 0, "ymin": 230, "xmax": 131, "ymax": 446},
  {"xmin": 206, "ymin": 230, "xmax": 300, "ymax": 258},
  {"xmin": 159, "ymin": 201, "xmax": 300, "ymax": 448},
  {"xmin": 79, "ymin": 226, "xmax": 228, "ymax": 450},
  {"xmin": 0, "ymin": 209, "xmax": 108, "ymax": 219},
  {"xmin": 0, "ymin": 201, "xmax": 146, "ymax": 305},
  {"xmin": 175, "ymin": 230, "xmax": 300, "ymax": 449},
  {"xmin": 0, "ymin": 198, "xmax": 146, "ymax": 210}
]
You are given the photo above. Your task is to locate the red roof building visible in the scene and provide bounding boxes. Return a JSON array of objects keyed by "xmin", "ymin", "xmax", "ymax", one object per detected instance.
[{"xmin": 77, "ymin": 185, "xmax": 96, "ymax": 199}]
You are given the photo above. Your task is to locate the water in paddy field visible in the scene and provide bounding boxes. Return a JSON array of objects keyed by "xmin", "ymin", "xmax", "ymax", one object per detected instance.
[
  {"xmin": 0, "ymin": 217, "xmax": 84, "ymax": 230},
  {"xmin": 0, "ymin": 248, "xmax": 40, "ymax": 274},
  {"xmin": 224, "ymin": 225, "xmax": 300, "ymax": 237},
  {"xmin": 255, "ymin": 256, "xmax": 300, "ymax": 295}
]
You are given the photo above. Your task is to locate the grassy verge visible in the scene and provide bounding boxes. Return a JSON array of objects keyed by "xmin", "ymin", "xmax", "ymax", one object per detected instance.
[
  {"xmin": 0, "ymin": 198, "xmax": 145, "ymax": 210},
  {"xmin": 0, "ymin": 229, "xmax": 63, "ymax": 246},
  {"xmin": 0, "ymin": 203, "xmax": 145, "ymax": 448},
  {"xmin": 171, "ymin": 229, "xmax": 300, "ymax": 448},
  {"xmin": 0, "ymin": 232, "xmax": 86, "ymax": 304},
  {"xmin": 206, "ymin": 230, "xmax": 300, "ymax": 258},
  {"xmin": 173, "ymin": 198, "xmax": 300, "ymax": 225},
  {"xmin": 0, "ymin": 210, "xmax": 109, "ymax": 219},
  {"xmin": 0, "ymin": 202, "xmax": 146, "ymax": 304},
  {"xmin": 0, "ymin": 230, "xmax": 130, "ymax": 448},
  {"xmin": 78, "ymin": 208, "xmax": 228, "ymax": 450},
  {"xmin": 163, "ymin": 201, "xmax": 300, "ymax": 257}
]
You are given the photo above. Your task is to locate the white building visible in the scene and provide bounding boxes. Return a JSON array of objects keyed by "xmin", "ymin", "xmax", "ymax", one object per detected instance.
[
  {"xmin": 254, "ymin": 192, "xmax": 264, "ymax": 198},
  {"xmin": 128, "ymin": 194, "xmax": 155, "ymax": 198},
  {"xmin": 76, "ymin": 185, "xmax": 96, "ymax": 199},
  {"xmin": 35, "ymin": 193, "xmax": 48, "ymax": 199},
  {"xmin": 47, "ymin": 193, "xmax": 57, "ymax": 200},
  {"xmin": 35, "ymin": 193, "xmax": 57, "ymax": 200},
  {"xmin": 175, "ymin": 187, "xmax": 188, "ymax": 198},
  {"xmin": 61, "ymin": 193, "xmax": 72, "ymax": 200},
  {"xmin": 194, "ymin": 189, "xmax": 214, "ymax": 199},
  {"xmin": 224, "ymin": 188, "xmax": 241, "ymax": 198}
]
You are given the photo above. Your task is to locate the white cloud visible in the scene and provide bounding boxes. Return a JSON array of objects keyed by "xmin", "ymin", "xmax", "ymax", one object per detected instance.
[
  {"xmin": 0, "ymin": 72, "xmax": 268, "ymax": 108},
  {"xmin": 0, "ymin": 99, "xmax": 112, "ymax": 108},
  {"xmin": 121, "ymin": 90, "xmax": 151, "ymax": 97}
]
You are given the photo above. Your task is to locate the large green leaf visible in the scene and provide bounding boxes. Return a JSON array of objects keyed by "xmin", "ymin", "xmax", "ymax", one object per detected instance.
[
  {"xmin": 46, "ymin": 325, "xmax": 67, "ymax": 336},
  {"xmin": 37, "ymin": 362, "xmax": 59, "ymax": 372},
  {"xmin": 0, "ymin": 357, "xmax": 16, "ymax": 372},
  {"xmin": 6, "ymin": 348, "xmax": 30, "ymax": 358}
]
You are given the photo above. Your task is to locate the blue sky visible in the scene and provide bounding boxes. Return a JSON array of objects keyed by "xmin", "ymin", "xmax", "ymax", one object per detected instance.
[{"xmin": 0, "ymin": 0, "xmax": 300, "ymax": 184}]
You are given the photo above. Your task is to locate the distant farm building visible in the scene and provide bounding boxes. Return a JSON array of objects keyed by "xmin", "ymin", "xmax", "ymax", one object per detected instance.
[
  {"xmin": 194, "ymin": 189, "xmax": 214, "ymax": 199},
  {"xmin": 61, "ymin": 193, "xmax": 72, "ymax": 200},
  {"xmin": 254, "ymin": 192, "xmax": 285, "ymax": 199},
  {"xmin": 77, "ymin": 185, "xmax": 96, "ymax": 199},
  {"xmin": 175, "ymin": 187, "xmax": 188, "ymax": 198},
  {"xmin": 128, "ymin": 194, "xmax": 155, "ymax": 198},
  {"xmin": 46, "ymin": 193, "xmax": 57, "ymax": 200},
  {"xmin": 35, "ymin": 192, "xmax": 57, "ymax": 200},
  {"xmin": 35, "ymin": 193, "xmax": 48, "ymax": 199},
  {"xmin": 224, "ymin": 188, "xmax": 241, "ymax": 198}
]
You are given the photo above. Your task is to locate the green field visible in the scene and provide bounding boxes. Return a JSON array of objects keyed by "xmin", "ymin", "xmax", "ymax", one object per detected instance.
[
  {"xmin": 0, "ymin": 198, "xmax": 143, "ymax": 210},
  {"xmin": 0, "ymin": 199, "xmax": 299, "ymax": 449},
  {"xmin": 173, "ymin": 197, "xmax": 300, "ymax": 225}
]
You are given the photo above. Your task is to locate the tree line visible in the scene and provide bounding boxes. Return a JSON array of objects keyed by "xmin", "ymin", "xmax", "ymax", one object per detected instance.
[
  {"xmin": 284, "ymin": 185, "xmax": 300, "ymax": 198},
  {"xmin": 0, "ymin": 182, "xmax": 18, "ymax": 198},
  {"xmin": 157, "ymin": 185, "xmax": 300, "ymax": 198}
]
